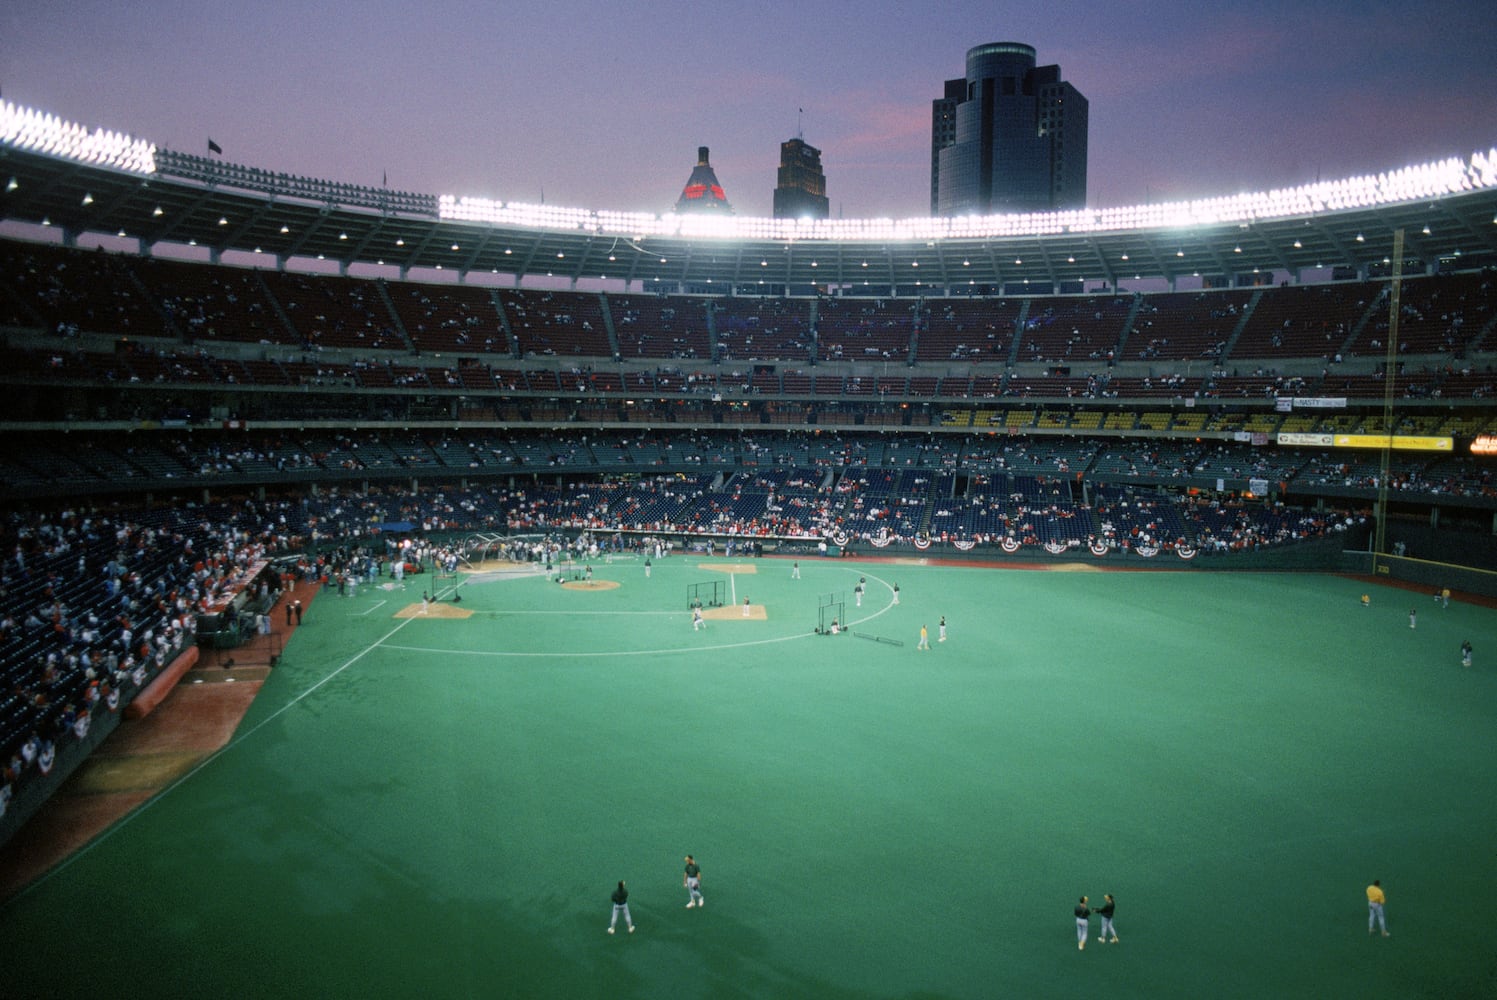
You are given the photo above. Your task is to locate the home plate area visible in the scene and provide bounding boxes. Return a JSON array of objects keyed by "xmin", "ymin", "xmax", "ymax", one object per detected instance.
[
  {"xmin": 704, "ymin": 603, "xmax": 767, "ymax": 621},
  {"xmin": 393, "ymin": 601, "xmax": 473, "ymax": 619},
  {"xmin": 700, "ymin": 562, "xmax": 758, "ymax": 574}
]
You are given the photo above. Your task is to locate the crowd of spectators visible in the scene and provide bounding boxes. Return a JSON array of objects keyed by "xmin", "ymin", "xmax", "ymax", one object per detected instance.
[
  {"xmin": 4, "ymin": 242, "xmax": 1494, "ymax": 387},
  {"xmin": 3, "ymin": 428, "xmax": 1495, "ymax": 505},
  {"xmin": 0, "ymin": 502, "xmax": 289, "ymax": 822}
]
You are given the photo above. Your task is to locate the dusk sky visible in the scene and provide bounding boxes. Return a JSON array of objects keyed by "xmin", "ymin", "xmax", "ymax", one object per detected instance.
[{"xmin": 3, "ymin": 1, "xmax": 1493, "ymax": 220}]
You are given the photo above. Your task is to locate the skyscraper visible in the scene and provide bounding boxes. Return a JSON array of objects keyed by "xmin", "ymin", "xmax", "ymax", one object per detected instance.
[
  {"xmin": 931, "ymin": 42, "xmax": 1087, "ymax": 215},
  {"xmin": 675, "ymin": 146, "xmax": 733, "ymax": 214},
  {"xmin": 773, "ymin": 137, "xmax": 829, "ymax": 220}
]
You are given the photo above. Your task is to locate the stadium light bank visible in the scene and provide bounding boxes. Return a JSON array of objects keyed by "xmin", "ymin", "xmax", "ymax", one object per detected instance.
[
  {"xmin": 439, "ymin": 153, "xmax": 1497, "ymax": 241},
  {"xmin": 4, "ymin": 97, "xmax": 1494, "ymax": 241}
]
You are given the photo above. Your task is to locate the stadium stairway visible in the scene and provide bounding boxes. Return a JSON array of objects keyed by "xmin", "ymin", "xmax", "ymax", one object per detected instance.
[{"xmin": 372, "ymin": 281, "xmax": 416, "ymax": 352}]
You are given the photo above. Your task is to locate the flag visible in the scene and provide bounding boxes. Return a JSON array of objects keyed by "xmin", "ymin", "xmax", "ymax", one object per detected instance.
[
  {"xmin": 207, "ymin": 138, "xmax": 222, "ymax": 155},
  {"xmin": 382, "ymin": 170, "xmax": 388, "ymax": 188}
]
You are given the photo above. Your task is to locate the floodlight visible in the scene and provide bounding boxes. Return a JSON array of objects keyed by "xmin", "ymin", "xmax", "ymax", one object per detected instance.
[{"xmin": 0, "ymin": 100, "xmax": 155, "ymax": 173}]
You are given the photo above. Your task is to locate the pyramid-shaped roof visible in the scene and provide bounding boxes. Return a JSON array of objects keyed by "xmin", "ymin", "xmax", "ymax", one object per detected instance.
[{"xmin": 675, "ymin": 146, "xmax": 732, "ymax": 214}]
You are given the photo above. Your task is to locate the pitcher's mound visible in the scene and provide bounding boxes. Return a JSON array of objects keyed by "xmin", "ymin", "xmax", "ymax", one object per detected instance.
[{"xmin": 562, "ymin": 579, "xmax": 620, "ymax": 591}]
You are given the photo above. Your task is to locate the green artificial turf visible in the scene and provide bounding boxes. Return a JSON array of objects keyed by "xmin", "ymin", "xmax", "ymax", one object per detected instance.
[{"xmin": 3, "ymin": 556, "xmax": 1495, "ymax": 999}]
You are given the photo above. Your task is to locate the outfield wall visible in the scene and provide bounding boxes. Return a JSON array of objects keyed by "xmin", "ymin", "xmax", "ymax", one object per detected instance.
[
  {"xmin": 324, "ymin": 520, "xmax": 1497, "ymax": 592},
  {"xmin": 1345, "ymin": 552, "xmax": 1497, "ymax": 601}
]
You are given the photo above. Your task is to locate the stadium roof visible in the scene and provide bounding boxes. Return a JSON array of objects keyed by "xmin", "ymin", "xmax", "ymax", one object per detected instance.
[{"xmin": 3, "ymin": 99, "xmax": 1496, "ymax": 290}]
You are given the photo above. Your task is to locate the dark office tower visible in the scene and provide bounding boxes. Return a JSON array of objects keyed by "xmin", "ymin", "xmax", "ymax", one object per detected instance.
[
  {"xmin": 931, "ymin": 42, "xmax": 1088, "ymax": 215},
  {"xmin": 930, "ymin": 78, "xmax": 965, "ymax": 214},
  {"xmin": 773, "ymin": 137, "xmax": 830, "ymax": 220},
  {"xmin": 675, "ymin": 146, "xmax": 733, "ymax": 214}
]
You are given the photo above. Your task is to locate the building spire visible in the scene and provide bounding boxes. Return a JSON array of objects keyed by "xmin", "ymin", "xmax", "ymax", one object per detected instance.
[{"xmin": 675, "ymin": 146, "xmax": 733, "ymax": 214}]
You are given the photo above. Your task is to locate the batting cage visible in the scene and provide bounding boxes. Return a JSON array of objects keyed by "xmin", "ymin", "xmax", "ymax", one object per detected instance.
[
  {"xmin": 687, "ymin": 579, "xmax": 726, "ymax": 609},
  {"xmin": 817, "ymin": 591, "xmax": 846, "ymax": 635}
]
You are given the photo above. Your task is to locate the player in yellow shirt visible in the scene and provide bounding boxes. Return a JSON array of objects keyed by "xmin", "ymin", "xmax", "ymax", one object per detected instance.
[{"xmin": 1366, "ymin": 880, "xmax": 1389, "ymax": 936}]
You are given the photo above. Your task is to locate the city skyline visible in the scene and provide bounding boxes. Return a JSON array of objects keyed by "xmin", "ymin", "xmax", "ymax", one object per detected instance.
[{"xmin": 1, "ymin": 1, "xmax": 1493, "ymax": 220}]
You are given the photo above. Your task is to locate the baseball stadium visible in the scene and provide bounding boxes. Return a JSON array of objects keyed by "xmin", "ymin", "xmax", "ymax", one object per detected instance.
[{"xmin": 1, "ymin": 93, "xmax": 1496, "ymax": 999}]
